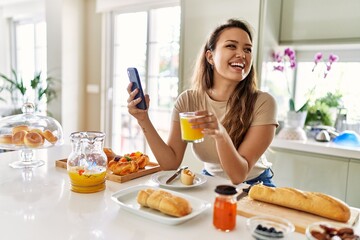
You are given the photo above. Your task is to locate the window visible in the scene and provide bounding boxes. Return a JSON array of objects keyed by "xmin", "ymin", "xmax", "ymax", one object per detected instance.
[
  {"xmin": 13, "ymin": 18, "xmax": 48, "ymax": 106},
  {"xmin": 262, "ymin": 48, "xmax": 360, "ymax": 128},
  {"xmin": 108, "ymin": 5, "xmax": 181, "ymax": 155}
]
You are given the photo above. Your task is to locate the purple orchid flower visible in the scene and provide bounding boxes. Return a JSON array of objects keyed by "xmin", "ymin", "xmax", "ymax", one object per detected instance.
[
  {"xmin": 273, "ymin": 65, "xmax": 284, "ymax": 72},
  {"xmin": 328, "ymin": 54, "xmax": 339, "ymax": 64}
]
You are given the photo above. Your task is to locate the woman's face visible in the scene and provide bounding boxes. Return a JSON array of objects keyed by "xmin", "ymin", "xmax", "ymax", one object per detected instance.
[{"xmin": 206, "ymin": 27, "xmax": 253, "ymax": 84}]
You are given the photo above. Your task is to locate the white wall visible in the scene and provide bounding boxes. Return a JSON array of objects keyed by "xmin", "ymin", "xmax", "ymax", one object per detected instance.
[
  {"xmin": 45, "ymin": 0, "xmax": 87, "ymax": 143},
  {"xmin": 84, "ymin": 0, "xmax": 102, "ymax": 132},
  {"xmin": 45, "ymin": 0, "xmax": 62, "ymax": 123}
]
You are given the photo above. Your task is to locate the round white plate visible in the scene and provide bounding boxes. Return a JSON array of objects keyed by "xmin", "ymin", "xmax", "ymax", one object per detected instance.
[{"xmin": 151, "ymin": 170, "xmax": 207, "ymax": 189}]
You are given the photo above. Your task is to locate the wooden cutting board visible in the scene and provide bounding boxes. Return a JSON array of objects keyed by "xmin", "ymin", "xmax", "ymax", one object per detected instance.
[
  {"xmin": 237, "ymin": 196, "xmax": 359, "ymax": 234},
  {"xmin": 56, "ymin": 159, "xmax": 161, "ymax": 183}
]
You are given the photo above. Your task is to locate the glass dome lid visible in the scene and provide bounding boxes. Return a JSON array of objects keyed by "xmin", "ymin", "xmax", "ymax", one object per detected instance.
[
  {"xmin": 0, "ymin": 103, "xmax": 64, "ymax": 168},
  {"xmin": 0, "ymin": 102, "xmax": 64, "ymax": 150}
]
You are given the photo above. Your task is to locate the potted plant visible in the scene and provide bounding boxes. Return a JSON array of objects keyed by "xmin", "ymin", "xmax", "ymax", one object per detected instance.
[
  {"xmin": 305, "ymin": 92, "xmax": 343, "ymax": 126},
  {"xmin": 272, "ymin": 49, "xmax": 339, "ymax": 129},
  {"xmin": 0, "ymin": 69, "xmax": 58, "ymax": 115}
]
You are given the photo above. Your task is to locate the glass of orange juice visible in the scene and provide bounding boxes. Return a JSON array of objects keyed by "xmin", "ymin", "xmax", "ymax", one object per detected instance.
[{"xmin": 179, "ymin": 112, "xmax": 204, "ymax": 143}]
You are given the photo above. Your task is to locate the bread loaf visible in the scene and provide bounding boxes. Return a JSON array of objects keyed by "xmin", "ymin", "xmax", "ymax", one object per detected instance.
[
  {"xmin": 248, "ymin": 185, "xmax": 351, "ymax": 222},
  {"xmin": 137, "ymin": 188, "xmax": 192, "ymax": 217}
]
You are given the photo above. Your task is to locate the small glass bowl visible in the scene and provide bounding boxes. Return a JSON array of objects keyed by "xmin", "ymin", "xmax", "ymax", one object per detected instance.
[
  {"xmin": 246, "ymin": 215, "xmax": 295, "ymax": 240},
  {"xmin": 306, "ymin": 221, "xmax": 358, "ymax": 240}
]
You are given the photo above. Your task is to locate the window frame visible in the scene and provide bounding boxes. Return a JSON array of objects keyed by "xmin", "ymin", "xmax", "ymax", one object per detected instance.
[{"xmin": 102, "ymin": 2, "xmax": 181, "ymax": 152}]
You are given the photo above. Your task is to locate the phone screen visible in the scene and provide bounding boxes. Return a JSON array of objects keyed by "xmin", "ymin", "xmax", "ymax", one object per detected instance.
[{"xmin": 127, "ymin": 67, "xmax": 147, "ymax": 110}]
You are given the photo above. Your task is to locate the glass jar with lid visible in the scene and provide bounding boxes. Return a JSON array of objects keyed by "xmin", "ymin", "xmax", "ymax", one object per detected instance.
[
  {"xmin": 0, "ymin": 102, "xmax": 63, "ymax": 168},
  {"xmin": 213, "ymin": 185, "xmax": 238, "ymax": 232}
]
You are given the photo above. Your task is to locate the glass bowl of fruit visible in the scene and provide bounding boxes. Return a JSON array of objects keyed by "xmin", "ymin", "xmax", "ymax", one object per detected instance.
[
  {"xmin": 306, "ymin": 221, "xmax": 359, "ymax": 240},
  {"xmin": 246, "ymin": 215, "xmax": 295, "ymax": 240}
]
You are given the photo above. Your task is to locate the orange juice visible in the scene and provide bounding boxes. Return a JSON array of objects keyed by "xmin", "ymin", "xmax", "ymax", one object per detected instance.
[
  {"xmin": 68, "ymin": 166, "xmax": 107, "ymax": 193},
  {"xmin": 179, "ymin": 112, "xmax": 204, "ymax": 143}
]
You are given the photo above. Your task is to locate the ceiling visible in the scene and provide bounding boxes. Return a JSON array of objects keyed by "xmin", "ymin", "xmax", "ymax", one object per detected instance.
[{"xmin": 0, "ymin": 0, "xmax": 38, "ymax": 6}]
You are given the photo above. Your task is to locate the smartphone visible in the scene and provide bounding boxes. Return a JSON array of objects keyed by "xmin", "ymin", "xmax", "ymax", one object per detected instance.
[{"xmin": 127, "ymin": 67, "xmax": 147, "ymax": 110}]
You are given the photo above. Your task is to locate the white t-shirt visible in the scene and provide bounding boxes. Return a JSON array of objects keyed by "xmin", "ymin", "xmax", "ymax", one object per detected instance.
[{"xmin": 172, "ymin": 89, "xmax": 278, "ymax": 181}]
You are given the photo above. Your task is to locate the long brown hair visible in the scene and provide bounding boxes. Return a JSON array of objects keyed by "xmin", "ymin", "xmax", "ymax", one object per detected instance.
[{"xmin": 191, "ymin": 19, "xmax": 258, "ymax": 149}]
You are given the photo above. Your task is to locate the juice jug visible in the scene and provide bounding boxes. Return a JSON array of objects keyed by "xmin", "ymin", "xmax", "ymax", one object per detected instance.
[{"xmin": 67, "ymin": 131, "xmax": 107, "ymax": 193}]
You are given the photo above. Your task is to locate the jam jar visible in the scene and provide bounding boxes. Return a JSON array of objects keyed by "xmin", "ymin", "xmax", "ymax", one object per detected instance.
[
  {"xmin": 67, "ymin": 131, "xmax": 107, "ymax": 193},
  {"xmin": 213, "ymin": 185, "xmax": 237, "ymax": 232}
]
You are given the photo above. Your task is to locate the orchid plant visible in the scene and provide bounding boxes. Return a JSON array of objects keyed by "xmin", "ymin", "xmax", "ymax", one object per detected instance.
[{"xmin": 272, "ymin": 48, "xmax": 339, "ymax": 113}]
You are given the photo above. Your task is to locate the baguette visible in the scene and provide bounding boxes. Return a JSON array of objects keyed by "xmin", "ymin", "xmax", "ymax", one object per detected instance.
[
  {"xmin": 248, "ymin": 185, "xmax": 351, "ymax": 222},
  {"xmin": 137, "ymin": 188, "xmax": 192, "ymax": 217}
]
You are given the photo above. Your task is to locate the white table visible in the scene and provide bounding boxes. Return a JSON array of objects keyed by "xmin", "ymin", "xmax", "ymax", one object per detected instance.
[{"xmin": 0, "ymin": 145, "xmax": 358, "ymax": 240}]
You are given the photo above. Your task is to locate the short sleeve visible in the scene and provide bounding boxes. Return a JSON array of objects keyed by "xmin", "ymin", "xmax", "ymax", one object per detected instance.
[{"xmin": 251, "ymin": 91, "xmax": 279, "ymax": 127}]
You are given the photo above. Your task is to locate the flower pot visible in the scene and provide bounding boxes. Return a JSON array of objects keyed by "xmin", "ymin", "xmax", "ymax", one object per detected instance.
[
  {"xmin": 285, "ymin": 111, "xmax": 307, "ymax": 128},
  {"xmin": 277, "ymin": 111, "xmax": 307, "ymax": 141}
]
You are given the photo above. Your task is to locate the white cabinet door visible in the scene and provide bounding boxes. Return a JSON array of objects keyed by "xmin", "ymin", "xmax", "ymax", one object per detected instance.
[
  {"xmin": 267, "ymin": 148, "xmax": 348, "ymax": 202},
  {"xmin": 280, "ymin": 0, "xmax": 360, "ymax": 42},
  {"xmin": 346, "ymin": 160, "xmax": 360, "ymax": 208}
]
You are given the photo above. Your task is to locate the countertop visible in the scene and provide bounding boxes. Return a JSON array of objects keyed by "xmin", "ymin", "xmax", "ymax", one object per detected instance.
[
  {"xmin": 0, "ymin": 145, "xmax": 358, "ymax": 240},
  {"xmin": 271, "ymin": 138, "xmax": 360, "ymax": 160}
]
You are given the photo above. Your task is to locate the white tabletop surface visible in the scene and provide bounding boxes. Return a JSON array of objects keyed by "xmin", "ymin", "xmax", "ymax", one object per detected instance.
[{"xmin": 0, "ymin": 145, "xmax": 358, "ymax": 240}]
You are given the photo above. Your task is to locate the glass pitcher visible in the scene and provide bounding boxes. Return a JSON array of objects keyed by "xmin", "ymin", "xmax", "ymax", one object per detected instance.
[{"xmin": 67, "ymin": 131, "xmax": 107, "ymax": 193}]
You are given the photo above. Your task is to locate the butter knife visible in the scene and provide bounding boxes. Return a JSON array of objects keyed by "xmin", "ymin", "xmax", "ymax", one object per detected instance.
[
  {"xmin": 237, "ymin": 181, "xmax": 263, "ymax": 201},
  {"xmin": 165, "ymin": 166, "xmax": 188, "ymax": 184}
]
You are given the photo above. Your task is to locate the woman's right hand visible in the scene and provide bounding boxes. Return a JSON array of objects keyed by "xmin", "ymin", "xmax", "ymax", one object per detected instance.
[{"xmin": 127, "ymin": 82, "xmax": 150, "ymax": 122}]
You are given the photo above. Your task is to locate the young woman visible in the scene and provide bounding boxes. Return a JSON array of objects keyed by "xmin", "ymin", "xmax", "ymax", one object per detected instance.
[{"xmin": 126, "ymin": 19, "xmax": 278, "ymax": 187}]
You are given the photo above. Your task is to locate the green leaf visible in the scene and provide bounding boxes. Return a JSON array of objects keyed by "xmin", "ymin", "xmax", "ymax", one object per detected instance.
[
  {"xmin": 0, "ymin": 69, "xmax": 27, "ymax": 96},
  {"xmin": 289, "ymin": 99, "xmax": 295, "ymax": 111},
  {"xmin": 30, "ymin": 72, "xmax": 42, "ymax": 89}
]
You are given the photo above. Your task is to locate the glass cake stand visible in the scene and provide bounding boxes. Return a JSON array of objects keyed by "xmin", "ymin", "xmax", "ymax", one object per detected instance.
[{"xmin": 0, "ymin": 103, "xmax": 64, "ymax": 168}]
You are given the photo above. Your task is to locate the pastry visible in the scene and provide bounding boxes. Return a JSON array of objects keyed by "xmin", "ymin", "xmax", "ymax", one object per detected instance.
[
  {"xmin": 12, "ymin": 130, "xmax": 27, "ymax": 146},
  {"xmin": 29, "ymin": 129, "xmax": 45, "ymax": 140},
  {"xmin": 109, "ymin": 156, "xmax": 139, "ymax": 176},
  {"xmin": 134, "ymin": 154, "xmax": 149, "ymax": 169},
  {"xmin": 40, "ymin": 129, "xmax": 58, "ymax": 144},
  {"xmin": 137, "ymin": 188, "xmax": 192, "ymax": 217},
  {"xmin": 180, "ymin": 169, "xmax": 195, "ymax": 185},
  {"xmin": 0, "ymin": 134, "xmax": 13, "ymax": 144},
  {"xmin": 248, "ymin": 184, "xmax": 351, "ymax": 222},
  {"xmin": 103, "ymin": 147, "xmax": 117, "ymax": 162},
  {"xmin": 12, "ymin": 125, "xmax": 30, "ymax": 135},
  {"xmin": 125, "ymin": 151, "xmax": 150, "ymax": 169},
  {"xmin": 24, "ymin": 132, "xmax": 44, "ymax": 148},
  {"xmin": 108, "ymin": 150, "xmax": 151, "ymax": 176}
]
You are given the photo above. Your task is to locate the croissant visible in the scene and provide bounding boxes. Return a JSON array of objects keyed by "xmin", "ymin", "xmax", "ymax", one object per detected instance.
[
  {"xmin": 134, "ymin": 155, "xmax": 149, "ymax": 169},
  {"xmin": 137, "ymin": 188, "xmax": 192, "ymax": 217},
  {"xmin": 103, "ymin": 147, "xmax": 118, "ymax": 163},
  {"xmin": 108, "ymin": 156, "xmax": 139, "ymax": 176}
]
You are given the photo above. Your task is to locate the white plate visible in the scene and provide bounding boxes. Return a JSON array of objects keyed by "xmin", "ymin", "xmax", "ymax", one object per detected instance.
[
  {"xmin": 111, "ymin": 185, "xmax": 211, "ymax": 225},
  {"xmin": 151, "ymin": 170, "xmax": 207, "ymax": 189}
]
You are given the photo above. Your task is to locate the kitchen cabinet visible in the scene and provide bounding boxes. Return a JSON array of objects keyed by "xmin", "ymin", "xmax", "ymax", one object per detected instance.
[
  {"xmin": 266, "ymin": 148, "xmax": 348, "ymax": 202},
  {"xmin": 346, "ymin": 160, "xmax": 360, "ymax": 208},
  {"xmin": 268, "ymin": 139, "xmax": 360, "ymax": 207},
  {"xmin": 280, "ymin": 0, "xmax": 360, "ymax": 43}
]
